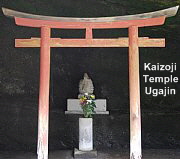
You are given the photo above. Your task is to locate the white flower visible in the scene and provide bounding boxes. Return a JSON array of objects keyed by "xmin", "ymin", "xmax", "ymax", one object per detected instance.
[{"xmin": 86, "ymin": 100, "xmax": 92, "ymax": 103}]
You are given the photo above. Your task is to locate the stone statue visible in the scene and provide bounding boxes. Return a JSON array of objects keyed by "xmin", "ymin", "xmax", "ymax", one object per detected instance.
[{"xmin": 78, "ymin": 73, "xmax": 94, "ymax": 98}]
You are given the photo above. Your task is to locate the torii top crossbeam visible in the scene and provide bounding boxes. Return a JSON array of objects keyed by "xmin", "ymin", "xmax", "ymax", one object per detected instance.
[
  {"xmin": 2, "ymin": 6, "xmax": 179, "ymax": 159},
  {"xmin": 2, "ymin": 6, "xmax": 178, "ymax": 23}
]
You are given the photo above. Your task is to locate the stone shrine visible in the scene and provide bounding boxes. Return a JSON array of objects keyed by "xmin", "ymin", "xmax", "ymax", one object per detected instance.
[
  {"xmin": 78, "ymin": 73, "xmax": 94, "ymax": 98},
  {"xmin": 65, "ymin": 73, "xmax": 109, "ymax": 114}
]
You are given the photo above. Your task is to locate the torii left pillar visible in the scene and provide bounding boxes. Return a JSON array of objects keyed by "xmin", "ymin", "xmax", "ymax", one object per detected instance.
[{"xmin": 37, "ymin": 26, "xmax": 51, "ymax": 159}]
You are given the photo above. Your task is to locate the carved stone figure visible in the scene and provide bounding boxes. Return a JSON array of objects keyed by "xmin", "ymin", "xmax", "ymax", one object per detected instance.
[{"xmin": 78, "ymin": 73, "xmax": 94, "ymax": 98}]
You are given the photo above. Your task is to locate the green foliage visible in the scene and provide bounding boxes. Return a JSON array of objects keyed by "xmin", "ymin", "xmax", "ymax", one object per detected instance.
[{"xmin": 80, "ymin": 94, "xmax": 96, "ymax": 118}]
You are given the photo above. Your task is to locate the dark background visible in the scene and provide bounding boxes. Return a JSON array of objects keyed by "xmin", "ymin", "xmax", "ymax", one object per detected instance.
[{"xmin": 0, "ymin": 0, "xmax": 180, "ymax": 152}]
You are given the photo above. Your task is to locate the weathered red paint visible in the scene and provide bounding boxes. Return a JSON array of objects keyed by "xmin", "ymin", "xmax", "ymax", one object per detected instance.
[
  {"xmin": 15, "ymin": 38, "xmax": 165, "ymax": 48},
  {"xmin": 37, "ymin": 26, "xmax": 51, "ymax": 159},
  {"xmin": 129, "ymin": 26, "xmax": 141, "ymax": 159},
  {"xmin": 86, "ymin": 27, "xmax": 93, "ymax": 39},
  {"xmin": 15, "ymin": 16, "xmax": 166, "ymax": 28}
]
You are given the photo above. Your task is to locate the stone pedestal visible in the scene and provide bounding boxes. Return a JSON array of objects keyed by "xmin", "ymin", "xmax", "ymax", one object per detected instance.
[
  {"xmin": 66, "ymin": 98, "xmax": 107, "ymax": 159},
  {"xmin": 79, "ymin": 118, "xmax": 93, "ymax": 151},
  {"xmin": 74, "ymin": 118, "xmax": 97, "ymax": 159}
]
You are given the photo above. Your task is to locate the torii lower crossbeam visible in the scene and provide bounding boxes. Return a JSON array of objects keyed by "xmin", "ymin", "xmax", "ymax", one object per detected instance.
[
  {"xmin": 16, "ymin": 37, "xmax": 165, "ymax": 48},
  {"xmin": 2, "ymin": 6, "xmax": 179, "ymax": 159}
]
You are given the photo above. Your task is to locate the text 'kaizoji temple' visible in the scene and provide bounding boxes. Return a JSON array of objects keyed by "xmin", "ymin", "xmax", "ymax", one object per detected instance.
[{"xmin": 2, "ymin": 6, "xmax": 179, "ymax": 159}]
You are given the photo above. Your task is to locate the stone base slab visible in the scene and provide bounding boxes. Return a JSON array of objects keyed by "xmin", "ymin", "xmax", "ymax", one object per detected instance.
[
  {"xmin": 74, "ymin": 148, "xmax": 97, "ymax": 159},
  {"xmin": 65, "ymin": 99, "xmax": 109, "ymax": 115}
]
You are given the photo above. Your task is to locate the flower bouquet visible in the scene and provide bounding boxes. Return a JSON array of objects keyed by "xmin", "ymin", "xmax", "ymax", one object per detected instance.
[{"xmin": 79, "ymin": 93, "xmax": 96, "ymax": 118}]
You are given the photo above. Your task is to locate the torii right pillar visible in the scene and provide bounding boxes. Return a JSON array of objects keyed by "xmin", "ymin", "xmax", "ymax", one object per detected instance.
[{"xmin": 129, "ymin": 25, "xmax": 141, "ymax": 159}]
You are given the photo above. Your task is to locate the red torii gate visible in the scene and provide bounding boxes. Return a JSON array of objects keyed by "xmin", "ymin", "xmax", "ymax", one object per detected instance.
[{"xmin": 2, "ymin": 6, "xmax": 179, "ymax": 159}]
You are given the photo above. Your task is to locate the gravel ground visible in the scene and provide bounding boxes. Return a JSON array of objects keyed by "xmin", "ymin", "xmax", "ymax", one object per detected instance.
[{"xmin": 0, "ymin": 149, "xmax": 180, "ymax": 159}]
